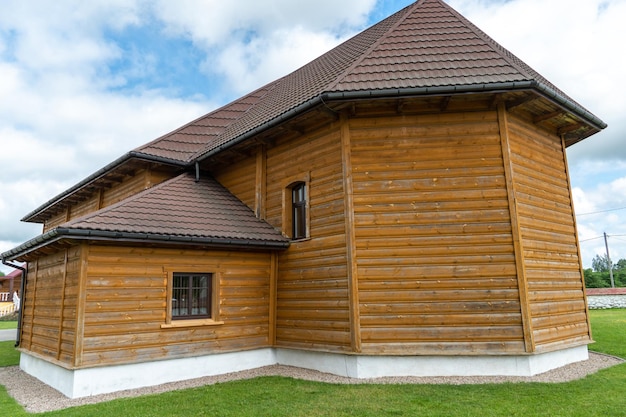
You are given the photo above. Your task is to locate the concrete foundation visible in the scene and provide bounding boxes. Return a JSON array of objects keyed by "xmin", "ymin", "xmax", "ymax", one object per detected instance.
[{"xmin": 20, "ymin": 345, "xmax": 589, "ymax": 398}]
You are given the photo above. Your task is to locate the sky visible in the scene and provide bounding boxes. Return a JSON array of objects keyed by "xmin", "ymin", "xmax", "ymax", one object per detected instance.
[{"xmin": 1, "ymin": 0, "xmax": 625, "ymax": 275}]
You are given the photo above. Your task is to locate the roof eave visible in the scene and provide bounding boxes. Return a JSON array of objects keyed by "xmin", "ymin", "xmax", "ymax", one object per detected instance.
[
  {"xmin": 21, "ymin": 152, "xmax": 189, "ymax": 223},
  {"xmin": 196, "ymin": 81, "xmax": 606, "ymax": 162},
  {"xmin": 0, "ymin": 227, "xmax": 289, "ymax": 261}
]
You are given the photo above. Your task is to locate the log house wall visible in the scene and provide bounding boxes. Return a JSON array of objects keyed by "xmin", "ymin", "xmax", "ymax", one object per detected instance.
[
  {"xmin": 20, "ymin": 245, "xmax": 274, "ymax": 369},
  {"xmin": 77, "ymin": 246, "xmax": 273, "ymax": 368},
  {"xmin": 21, "ymin": 102, "xmax": 591, "ymax": 367},
  {"xmin": 348, "ymin": 110, "xmax": 526, "ymax": 355},
  {"xmin": 266, "ymin": 124, "xmax": 353, "ymax": 352},
  {"xmin": 20, "ymin": 247, "xmax": 81, "ymax": 366},
  {"xmin": 507, "ymin": 114, "xmax": 591, "ymax": 351}
]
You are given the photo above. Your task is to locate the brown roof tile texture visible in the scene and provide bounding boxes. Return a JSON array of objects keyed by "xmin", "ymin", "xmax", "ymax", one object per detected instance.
[
  {"xmin": 63, "ymin": 173, "xmax": 287, "ymax": 245},
  {"xmin": 135, "ymin": 0, "xmax": 593, "ymax": 164}
]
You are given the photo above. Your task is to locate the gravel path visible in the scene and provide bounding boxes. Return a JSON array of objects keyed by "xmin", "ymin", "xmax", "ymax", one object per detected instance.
[{"xmin": 1, "ymin": 352, "xmax": 623, "ymax": 413}]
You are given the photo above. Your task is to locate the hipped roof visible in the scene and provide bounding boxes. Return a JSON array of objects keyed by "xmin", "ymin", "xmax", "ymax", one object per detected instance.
[
  {"xmin": 14, "ymin": 0, "xmax": 607, "ymax": 229},
  {"xmin": 3, "ymin": 173, "xmax": 288, "ymax": 260},
  {"xmin": 133, "ymin": 0, "xmax": 605, "ymax": 164}
]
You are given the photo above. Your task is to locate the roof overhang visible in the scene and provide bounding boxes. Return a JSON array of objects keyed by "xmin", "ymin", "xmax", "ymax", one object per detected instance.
[
  {"xmin": 22, "ymin": 152, "xmax": 188, "ymax": 224},
  {"xmin": 1, "ymin": 227, "xmax": 290, "ymax": 263},
  {"xmin": 197, "ymin": 81, "xmax": 606, "ymax": 163}
]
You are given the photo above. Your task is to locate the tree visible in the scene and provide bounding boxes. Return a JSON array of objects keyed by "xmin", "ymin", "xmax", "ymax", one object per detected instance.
[
  {"xmin": 615, "ymin": 258, "xmax": 626, "ymax": 271},
  {"xmin": 592, "ymin": 254, "xmax": 611, "ymax": 272}
]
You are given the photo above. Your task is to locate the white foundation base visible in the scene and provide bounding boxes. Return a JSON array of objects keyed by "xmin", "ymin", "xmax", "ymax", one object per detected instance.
[{"xmin": 20, "ymin": 345, "xmax": 588, "ymax": 399}]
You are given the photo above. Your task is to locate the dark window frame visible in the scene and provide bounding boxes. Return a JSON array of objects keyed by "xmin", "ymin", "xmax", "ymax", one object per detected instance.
[
  {"xmin": 172, "ymin": 273, "xmax": 212, "ymax": 320},
  {"xmin": 291, "ymin": 182, "xmax": 307, "ymax": 240}
]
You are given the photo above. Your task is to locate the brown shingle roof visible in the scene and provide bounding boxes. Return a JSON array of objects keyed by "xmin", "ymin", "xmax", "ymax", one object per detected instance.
[
  {"xmin": 135, "ymin": 0, "xmax": 604, "ymax": 164},
  {"xmin": 63, "ymin": 173, "xmax": 287, "ymax": 245},
  {"xmin": 2, "ymin": 174, "xmax": 288, "ymax": 260},
  {"xmin": 11, "ymin": 0, "xmax": 608, "ymax": 232}
]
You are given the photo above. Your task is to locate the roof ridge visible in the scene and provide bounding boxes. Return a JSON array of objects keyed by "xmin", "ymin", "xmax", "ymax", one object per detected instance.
[{"xmin": 325, "ymin": 1, "xmax": 418, "ymax": 92}]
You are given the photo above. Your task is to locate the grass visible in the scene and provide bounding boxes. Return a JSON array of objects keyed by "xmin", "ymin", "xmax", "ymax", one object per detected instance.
[
  {"xmin": 588, "ymin": 309, "xmax": 626, "ymax": 358},
  {"xmin": 0, "ymin": 341, "xmax": 20, "ymax": 367},
  {"xmin": 0, "ymin": 320, "xmax": 18, "ymax": 329},
  {"xmin": 0, "ymin": 310, "xmax": 624, "ymax": 416}
]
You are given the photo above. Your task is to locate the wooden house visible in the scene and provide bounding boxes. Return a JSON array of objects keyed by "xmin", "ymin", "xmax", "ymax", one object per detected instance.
[{"xmin": 0, "ymin": 0, "xmax": 606, "ymax": 398}]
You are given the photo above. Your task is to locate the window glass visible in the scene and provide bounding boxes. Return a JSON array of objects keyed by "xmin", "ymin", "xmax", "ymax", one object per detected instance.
[
  {"xmin": 292, "ymin": 182, "xmax": 307, "ymax": 239},
  {"xmin": 172, "ymin": 273, "xmax": 211, "ymax": 319}
]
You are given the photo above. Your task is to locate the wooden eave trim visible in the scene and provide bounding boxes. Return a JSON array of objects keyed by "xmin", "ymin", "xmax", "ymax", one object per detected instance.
[
  {"xmin": 533, "ymin": 110, "xmax": 564, "ymax": 124},
  {"xmin": 340, "ymin": 112, "xmax": 361, "ymax": 353},
  {"xmin": 56, "ymin": 249, "xmax": 69, "ymax": 361},
  {"xmin": 497, "ymin": 103, "xmax": 535, "ymax": 353},
  {"xmin": 560, "ymin": 135, "xmax": 593, "ymax": 342},
  {"xmin": 22, "ymin": 154, "xmax": 186, "ymax": 223},
  {"xmin": 73, "ymin": 244, "xmax": 88, "ymax": 367}
]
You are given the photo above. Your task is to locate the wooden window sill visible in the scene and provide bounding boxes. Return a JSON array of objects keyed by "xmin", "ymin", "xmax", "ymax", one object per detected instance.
[{"xmin": 161, "ymin": 319, "xmax": 224, "ymax": 329}]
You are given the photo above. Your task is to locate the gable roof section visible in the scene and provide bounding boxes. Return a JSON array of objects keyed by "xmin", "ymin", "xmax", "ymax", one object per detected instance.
[
  {"xmin": 135, "ymin": 0, "xmax": 605, "ymax": 164},
  {"xmin": 2, "ymin": 173, "xmax": 288, "ymax": 261}
]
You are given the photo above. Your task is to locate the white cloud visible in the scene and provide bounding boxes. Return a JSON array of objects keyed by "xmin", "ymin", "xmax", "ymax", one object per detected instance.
[{"xmin": 1, "ymin": 0, "xmax": 626, "ymax": 275}]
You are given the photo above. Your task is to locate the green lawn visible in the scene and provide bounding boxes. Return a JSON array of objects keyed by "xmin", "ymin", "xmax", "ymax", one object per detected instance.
[
  {"xmin": 0, "ymin": 321, "xmax": 18, "ymax": 330},
  {"xmin": 1, "ymin": 310, "xmax": 624, "ymax": 416}
]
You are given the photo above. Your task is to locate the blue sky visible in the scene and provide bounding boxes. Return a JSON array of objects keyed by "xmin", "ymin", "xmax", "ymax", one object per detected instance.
[{"xmin": 1, "ymin": 0, "xmax": 625, "ymax": 274}]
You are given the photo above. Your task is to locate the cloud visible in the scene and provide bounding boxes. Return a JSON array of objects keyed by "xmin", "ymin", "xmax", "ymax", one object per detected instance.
[
  {"xmin": 152, "ymin": 0, "xmax": 376, "ymax": 95},
  {"xmin": 1, "ymin": 0, "xmax": 625, "ymax": 274},
  {"xmin": 450, "ymin": 0, "xmax": 626, "ymax": 163}
]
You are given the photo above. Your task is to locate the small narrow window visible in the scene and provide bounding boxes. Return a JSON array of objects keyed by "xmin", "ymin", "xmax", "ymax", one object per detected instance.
[
  {"xmin": 172, "ymin": 273, "xmax": 212, "ymax": 320},
  {"xmin": 292, "ymin": 182, "xmax": 307, "ymax": 239}
]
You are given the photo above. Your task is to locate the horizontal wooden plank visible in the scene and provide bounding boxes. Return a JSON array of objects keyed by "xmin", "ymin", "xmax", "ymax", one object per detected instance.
[
  {"xmin": 361, "ymin": 325, "xmax": 523, "ymax": 342},
  {"xmin": 356, "ymin": 223, "xmax": 513, "ymax": 240},
  {"xmin": 360, "ymin": 300, "xmax": 520, "ymax": 314},
  {"xmin": 359, "ymin": 340, "xmax": 526, "ymax": 355},
  {"xmin": 357, "ymin": 263, "xmax": 518, "ymax": 280},
  {"xmin": 532, "ymin": 322, "xmax": 590, "ymax": 345},
  {"xmin": 275, "ymin": 328, "xmax": 351, "ymax": 345},
  {"xmin": 358, "ymin": 277, "xmax": 519, "ymax": 291},
  {"xmin": 357, "ymin": 233, "xmax": 513, "ymax": 249},
  {"xmin": 357, "ymin": 254, "xmax": 516, "ymax": 268},
  {"xmin": 529, "ymin": 300, "xmax": 586, "ymax": 316},
  {"xmin": 360, "ymin": 312, "xmax": 521, "ymax": 327},
  {"xmin": 359, "ymin": 288, "xmax": 520, "ymax": 303}
]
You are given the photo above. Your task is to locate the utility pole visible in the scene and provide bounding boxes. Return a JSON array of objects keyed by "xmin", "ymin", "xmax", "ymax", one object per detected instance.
[{"xmin": 604, "ymin": 232, "xmax": 615, "ymax": 288}]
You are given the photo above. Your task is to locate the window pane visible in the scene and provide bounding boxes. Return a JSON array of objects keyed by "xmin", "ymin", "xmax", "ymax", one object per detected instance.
[
  {"xmin": 292, "ymin": 183, "xmax": 307, "ymax": 239},
  {"xmin": 172, "ymin": 273, "xmax": 211, "ymax": 319}
]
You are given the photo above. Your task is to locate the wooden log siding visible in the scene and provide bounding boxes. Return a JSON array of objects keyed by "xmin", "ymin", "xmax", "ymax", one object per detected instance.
[
  {"xmin": 20, "ymin": 247, "xmax": 81, "ymax": 365},
  {"xmin": 43, "ymin": 168, "xmax": 171, "ymax": 233},
  {"xmin": 265, "ymin": 123, "xmax": 353, "ymax": 352},
  {"xmin": 348, "ymin": 111, "xmax": 526, "ymax": 355},
  {"xmin": 214, "ymin": 154, "xmax": 257, "ymax": 211},
  {"xmin": 507, "ymin": 115, "xmax": 591, "ymax": 350},
  {"xmin": 74, "ymin": 246, "xmax": 274, "ymax": 367}
]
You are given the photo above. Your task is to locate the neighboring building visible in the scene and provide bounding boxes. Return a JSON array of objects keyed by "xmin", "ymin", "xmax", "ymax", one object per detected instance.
[
  {"xmin": 0, "ymin": 268, "xmax": 22, "ymax": 301},
  {"xmin": 0, "ymin": 0, "xmax": 606, "ymax": 398}
]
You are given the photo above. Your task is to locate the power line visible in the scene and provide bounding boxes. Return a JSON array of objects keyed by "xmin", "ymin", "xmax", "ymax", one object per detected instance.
[
  {"xmin": 579, "ymin": 236, "xmax": 603, "ymax": 243},
  {"xmin": 577, "ymin": 206, "xmax": 626, "ymax": 216}
]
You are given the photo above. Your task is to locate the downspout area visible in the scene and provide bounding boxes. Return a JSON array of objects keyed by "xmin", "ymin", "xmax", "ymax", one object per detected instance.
[{"xmin": 1, "ymin": 260, "xmax": 27, "ymax": 347}]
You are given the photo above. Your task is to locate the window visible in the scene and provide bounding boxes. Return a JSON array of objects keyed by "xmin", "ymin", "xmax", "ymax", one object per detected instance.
[
  {"xmin": 292, "ymin": 182, "xmax": 307, "ymax": 239},
  {"xmin": 172, "ymin": 273, "xmax": 211, "ymax": 319},
  {"xmin": 281, "ymin": 173, "xmax": 310, "ymax": 240}
]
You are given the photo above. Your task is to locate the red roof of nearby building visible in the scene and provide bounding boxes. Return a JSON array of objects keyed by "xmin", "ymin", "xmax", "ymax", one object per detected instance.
[{"xmin": 586, "ymin": 288, "xmax": 626, "ymax": 295}]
